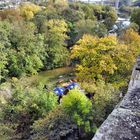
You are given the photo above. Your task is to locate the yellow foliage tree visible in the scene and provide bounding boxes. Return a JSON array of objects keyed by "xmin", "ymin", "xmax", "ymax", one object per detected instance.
[
  {"xmin": 19, "ymin": 3, "xmax": 41, "ymax": 20},
  {"xmin": 48, "ymin": 0, "xmax": 68, "ymax": 8},
  {"xmin": 71, "ymin": 34, "xmax": 138, "ymax": 86},
  {"xmin": 120, "ymin": 29, "xmax": 140, "ymax": 57}
]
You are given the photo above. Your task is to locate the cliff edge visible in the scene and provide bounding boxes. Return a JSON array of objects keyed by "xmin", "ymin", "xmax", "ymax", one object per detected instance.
[{"xmin": 92, "ymin": 60, "xmax": 140, "ymax": 140}]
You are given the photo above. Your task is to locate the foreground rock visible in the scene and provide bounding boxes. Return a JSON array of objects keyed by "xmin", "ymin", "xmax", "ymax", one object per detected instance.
[{"xmin": 92, "ymin": 63, "xmax": 140, "ymax": 140}]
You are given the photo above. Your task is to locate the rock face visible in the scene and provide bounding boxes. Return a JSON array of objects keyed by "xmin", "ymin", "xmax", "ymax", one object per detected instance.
[{"xmin": 92, "ymin": 62, "xmax": 140, "ymax": 140}]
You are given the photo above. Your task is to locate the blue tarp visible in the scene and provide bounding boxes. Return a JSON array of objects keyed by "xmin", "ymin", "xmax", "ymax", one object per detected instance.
[
  {"xmin": 54, "ymin": 87, "xmax": 65, "ymax": 96},
  {"xmin": 54, "ymin": 82, "xmax": 80, "ymax": 95},
  {"xmin": 66, "ymin": 82, "xmax": 79, "ymax": 90}
]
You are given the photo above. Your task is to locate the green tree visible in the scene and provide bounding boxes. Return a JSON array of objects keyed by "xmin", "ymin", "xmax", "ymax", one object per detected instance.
[
  {"xmin": 81, "ymin": 4, "xmax": 96, "ymax": 20},
  {"xmin": 44, "ymin": 19, "xmax": 69, "ymax": 69},
  {"xmin": 0, "ymin": 123, "xmax": 15, "ymax": 140},
  {"xmin": 0, "ymin": 44, "xmax": 8, "ymax": 82},
  {"xmin": 8, "ymin": 22, "xmax": 45, "ymax": 77},
  {"xmin": 93, "ymin": 81, "xmax": 119, "ymax": 124},
  {"xmin": 131, "ymin": 7, "xmax": 140, "ymax": 32},
  {"xmin": 62, "ymin": 8, "xmax": 85, "ymax": 22},
  {"xmin": 75, "ymin": 19, "xmax": 107, "ymax": 41},
  {"xmin": 102, "ymin": 6, "xmax": 118, "ymax": 30},
  {"xmin": 0, "ymin": 21, "xmax": 11, "ymax": 81}
]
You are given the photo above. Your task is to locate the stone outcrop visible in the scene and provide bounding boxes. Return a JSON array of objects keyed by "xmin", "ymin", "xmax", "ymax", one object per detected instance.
[{"xmin": 92, "ymin": 61, "xmax": 140, "ymax": 140}]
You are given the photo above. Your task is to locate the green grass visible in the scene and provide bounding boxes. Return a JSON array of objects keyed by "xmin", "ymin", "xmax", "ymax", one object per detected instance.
[{"xmin": 18, "ymin": 67, "xmax": 74, "ymax": 89}]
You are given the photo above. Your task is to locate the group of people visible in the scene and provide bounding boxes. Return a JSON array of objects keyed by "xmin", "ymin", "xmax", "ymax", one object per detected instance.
[
  {"xmin": 53, "ymin": 79, "xmax": 93, "ymax": 103},
  {"xmin": 53, "ymin": 79, "xmax": 80, "ymax": 103}
]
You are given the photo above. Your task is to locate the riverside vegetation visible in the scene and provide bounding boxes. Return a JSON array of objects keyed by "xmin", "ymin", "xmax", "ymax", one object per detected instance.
[{"xmin": 1, "ymin": 0, "xmax": 140, "ymax": 139}]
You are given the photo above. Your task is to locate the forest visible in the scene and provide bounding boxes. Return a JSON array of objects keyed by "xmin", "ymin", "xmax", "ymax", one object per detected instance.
[{"xmin": 1, "ymin": 0, "xmax": 140, "ymax": 139}]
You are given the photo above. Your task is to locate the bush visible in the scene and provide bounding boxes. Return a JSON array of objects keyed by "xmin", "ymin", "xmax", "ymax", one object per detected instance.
[
  {"xmin": 93, "ymin": 81, "xmax": 120, "ymax": 125},
  {"xmin": 80, "ymin": 82, "xmax": 97, "ymax": 94},
  {"xmin": 2, "ymin": 85, "xmax": 58, "ymax": 139},
  {"xmin": 61, "ymin": 89, "xmax": 95, "ymax": 133},
  {"xmin": 31, "ymin": 107, "xmax": 78, "ymax": 140},
  {"xmin": 0, "ymin": 122, "xmax": 16, "ymax": 140},
  {"xmin": 31, "ymin": 90, "xmax": 96, "ymax": 140}
]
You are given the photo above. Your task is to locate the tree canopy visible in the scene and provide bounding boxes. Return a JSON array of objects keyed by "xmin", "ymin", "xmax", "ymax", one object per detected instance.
[{"xmin": 0, "ymin": 1, "xmax": 139, "ymax": 140}]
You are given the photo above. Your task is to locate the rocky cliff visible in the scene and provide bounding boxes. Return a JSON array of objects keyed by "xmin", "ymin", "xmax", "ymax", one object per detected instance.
[{"xmin": 92, "ymin": 60, "xmax": 140, "ymax": 140}]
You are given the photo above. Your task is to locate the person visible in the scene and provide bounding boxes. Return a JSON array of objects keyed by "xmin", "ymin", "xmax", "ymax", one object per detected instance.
[
  {"xmin": 63, "ymin": 88, "xmax": 69, "ymax": 96},
  {"xmin": 85, "ymin": 93, "xmax": 94, "ymax": 99},
  {"xmin": 54, "ymin": 87, "xmax": 65, "ymax": 103},
  {"xmin": 58, "ymin": 95, "xmax": 62, "ymax": 104}
]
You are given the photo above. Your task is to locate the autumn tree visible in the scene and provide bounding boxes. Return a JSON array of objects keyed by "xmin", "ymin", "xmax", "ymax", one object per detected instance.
[
  {"xmin": 120, "ymin": 29, "xmax": 140, "ymax": 54},
  {"xmin": 0, "ymin": 9, "xmax": 22, "ymax": 22},
  {"xmin": 19, "ymin": 3, "xmax": 41, "ymax": 20},
  {"xmin": 48, "ymin": 0, "xmax": 68, "ymax": 5},
  {"xmin": 71, "ymin": 34, "xmax": 137, "ymax": 86}
]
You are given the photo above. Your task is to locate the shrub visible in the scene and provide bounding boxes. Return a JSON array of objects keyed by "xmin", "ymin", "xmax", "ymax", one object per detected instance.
[
  {"xmin": 80, "ymin": 82, "xmax": 97, "ymax": 94},
  {"xmin": 31, "ymin": 90, "xmax": 96, "ymax": 140},
  {"xmin": 93, "ymin": 81, "xmax": 120, "ymax": 125},
  {"xmin": 0, "ymin": 122, "xmax": 16, "ymax": 140},
  {"xmin": 31, "ymin": 107, "xmax": 78, "ymax": 140},
  {"xmin": 61, "ymin": 89, "xmax": 95, "ymax": 133},
  {"xmin": 2, "ymin": 85, "xmax": 57, "ymax": 139}
]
